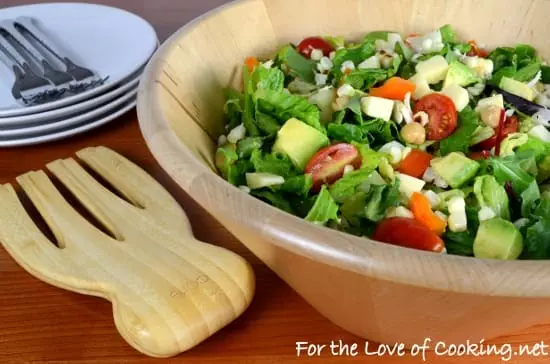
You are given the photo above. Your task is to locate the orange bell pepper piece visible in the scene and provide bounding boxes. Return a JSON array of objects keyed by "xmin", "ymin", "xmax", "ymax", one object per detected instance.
[
  {"xmin": 409, "ymin": 192, "xmax": 447, "ymax": 236},
  {"xmin": 369, "ymin": 77, "xmax": 416, "ymax": 101}
]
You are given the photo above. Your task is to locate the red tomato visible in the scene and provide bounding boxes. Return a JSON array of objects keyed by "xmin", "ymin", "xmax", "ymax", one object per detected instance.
[
  {"xmin": 473, "ymin": 113, "xmax": 518, "ymax": 154},
  {"xmin": 467, "ymin": 40, "xmax": 489, "ymax": 58},
  {"xmin": 398, "ymin": 149, "xmax": 433, "ymax": 178},
  {"xmin": 413, "ymin": 94, "xmax": 458, "ymax": 141},
  {"xmin": 372, "ymin": 217, "xmax": 445, "ymax": 253},
  {"xmin": 297, "ymin": 37, "xmax": 334, "ymax": 59},
  {"xmin": 305, "ymin": 143, "xmax": 362, "ymax": 192}
]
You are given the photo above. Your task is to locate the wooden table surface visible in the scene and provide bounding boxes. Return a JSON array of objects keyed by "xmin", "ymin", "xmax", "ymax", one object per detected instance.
[{"xmin": 2, "ymin": 1, "xmax": 550, "ymax": 363}]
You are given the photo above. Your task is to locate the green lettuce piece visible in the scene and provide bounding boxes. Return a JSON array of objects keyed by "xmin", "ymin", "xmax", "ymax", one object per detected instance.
[
  {"xmin": 250, "ymin": 149, "xmax": 297, "ymax": 178},
  {"xmin": 439, "ymin": 24, "xmax": 458, "ymax": 43},
  {"xmin": 483, "ymin": 152, "xmax": 536, "ymax": 194},
  {"xmin": 352, "ymin": 142, "xmax": 383, "ymax": 169},
  {"xmin": 542, "ymin": 65, "xmax": 550, "ymax": 84},
  {"xmin": 440, "ymin": 106, "xmax": 480, "ymax": 155},
  {"xmin": 521, "ymin": 180, "xmax": 541, "ymax": 218},
  {"xmin": 252, "ymin": 67, "xmax": 285, "ymax": 92},
  {"xmin": 488, "ymin": 45, "xmax": 541, "ymax": 85},
  {"xmin": 327, "ymin": 123, "xmax": 364, "ymax": 143},
  {"xmin": 363, "ymin": 31, "xmax": 391, "ymax": 44},
  {"xmin": 227, "ymin": 160, "xmax": 252, "ymax": 186},
  {"xmin": 255, "ymin": 89, "xmax": 323, "ymax": 132},
  {"xmin": 363, "ymin": 180, "xmax": 401, "ymax": 222},
  {"xmin": 342, "ymin": 68, "xmax": 389, "ymax": 90},
  {"xmin": 332, "ymin": 42, "xmax": 376, "ymax": 76},
  {"xmin": 224, "ymin": 88, "xmax": 243, "ymax": 130},
  {"xmin": 237, "ymin": 137, "xmax": 263, "ymax": 158},
  {"xmin": 340, "ymin": 192, "xmax": 369, "ymax": 226},
  {"xmin": 215, "ymin": 144, "xmax": 238, "ymax": 178},
  {"xmin": 347, "ymin": 93, "xmax": 364, "ymax": 124},
  {"xmin": 330, "ymin": 168, "xmax": 376, "ymax": 203},
  {"xmin": 537, "ymin": 156, "xmax": 550, "ymax": 183},
  {"xmin": 242, "ymin": 65, "xmax": 260, "ymax": 136},
  {"xmin": 360, "ymin": 118, "xmax": 399, "ymax": 149},
  {"xmin": 305, "ymin": 186, "xmax": 339, "ymax": 225},
  {"xmin": 516, "ymin": 136, "xmax": 550, "ymax": 162},
  {"xmin": 522, "ymin": 219, "xmax": 550, "ymax": 259},
  {"xmin": 281, "ymin": 174, "xmax": 313, "ymax": 196},
  {"xmin": 473, "ymin": 175, "xmax": 510, "ymax": 220},
  {"xmin": 325, "ymin": 36, "xmax": 345, "ymax": 49},
  {"xmin": 252, "ymin": 190, "xmax": 295, "ymax": 214},
  {"xmin": 514, "ymin": 62, "xmax": 541, "ymax": 82},
  {"xmin": 533, "ymin": 199, "xmax": 550, "ymax": 220},
  {"xmin": 254, "ymin": 111, "xmax": 280, "ymax": 137},
  {"xmin": 277, "ymin": 45, "xmax": 316, "ymax": 83}
]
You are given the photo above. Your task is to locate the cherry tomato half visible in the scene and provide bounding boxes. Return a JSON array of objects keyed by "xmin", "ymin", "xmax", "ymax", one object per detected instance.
[
  {"xmin": 297, "ymin": 37, "xmax": 334, "ymax": 59},
  {"xmin": 413, "ymin": 94, "xmax": 458, "ymax": 141},
  {"xmin": 398, "ymin": 149, "xmax": 433, "ymax": 178},
  {"xmin": 305, "ymin": 143, "xmax": 362, "ymax": 192},
  {"xmin": 372, "ymin": 217, "xmax": 445, "ymax": 253},
  {"xmin": 474, "ymin": 113, "xmax": 518, "ymax": 153}
]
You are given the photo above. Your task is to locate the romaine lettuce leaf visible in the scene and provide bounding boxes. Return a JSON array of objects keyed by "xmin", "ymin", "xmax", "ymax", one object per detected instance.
[
  {"xmin": 473, "ymin": 175, "xmax": 510, "ymax": 220},
  {"xmin": 242, "ymin": 65, "xmax": 260, "ymax": 136},
  {"xmin": 252, "ymin": 190, "xmax": 295, "ymax": 214},
  {"xmin": 255, "ymin": 89, "xmax": 323, "ymax": 132},
  {"xmin": 521, "ymin": 180, "xmax": 541, "ymax": 218},
  {"xmin": 440, "ymin": 106, "xmax": 480, "ymax": 155},
  {"xmin": 483, "ymin": 152, "xmax": 536, "ymax": 194},
  {"xmin": 281, "ymin": 174, "xmax": 313, "ymax": 196},
  {"xmin": 330, "ymin": 168, "xmax": 377, "ymax": 203},
  {"xmin": 237, "ymin": 137, "xmax": 263, "ymax": 158},
  {"xmin": 327, "ymin": 123, "xmax": 364, "ymax": 143},
  {"xmin": 250, "ymin": 149, "xmax": 297, "ymax": 178},
  {"xmin": 252, "ymin": 66, "xmax": 285, "ymax": 92},
  {"xmin": 305, "ymin": 186, "xmax": 339, "ymax": 225},
  {"xmin": 332, "ymin": 42, "xmax": 376, "ymax": 76},
  {"xmin": 439, "ymin": 24, "xmax": 458, "ymax": 43},
  {"xmin": 364, "ymin": 180, "xmax": 401, "ymax": 222},
  {"xmin": 277, "ymin": 45, "xmax": 316, "ymax": 83},
  {"xmin": 522, "ymin": 219, "xmax": 550, "ymax": 259},
  {"xmin": 224, "ymin": 88, "xmax": 243, "ymax": 130}
]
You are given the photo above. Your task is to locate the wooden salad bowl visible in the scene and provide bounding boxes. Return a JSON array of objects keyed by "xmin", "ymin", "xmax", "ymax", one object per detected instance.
[{"xmin": 137, "ymin": 0, "xmax": 550, "ymax": 346}]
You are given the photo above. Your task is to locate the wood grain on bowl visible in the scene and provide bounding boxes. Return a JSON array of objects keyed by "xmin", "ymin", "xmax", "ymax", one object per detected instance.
[{"xmin": 138, "ymin": 0, "xmax": 550, "ymax": 347}]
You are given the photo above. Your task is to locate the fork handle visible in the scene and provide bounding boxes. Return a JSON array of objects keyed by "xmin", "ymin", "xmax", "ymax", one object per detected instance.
[
  {"xmin": 14, "ymin": 17, "xmax": 69, "ymax": 64},
  {"xmin": 0, "ymin": 31, "xmax": 29, "ymax": 67},
  {"xmin": 0, "ymin": 20, "xmax": 50, "ymax": 66}
]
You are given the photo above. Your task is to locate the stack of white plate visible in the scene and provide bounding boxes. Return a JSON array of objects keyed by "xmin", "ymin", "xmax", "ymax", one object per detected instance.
[{"xmin": 0, "ymin": 3, "xmax": 158, "ymax": 147}]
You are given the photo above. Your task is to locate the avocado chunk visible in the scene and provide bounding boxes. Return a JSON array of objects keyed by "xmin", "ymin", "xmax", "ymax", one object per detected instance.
[
  {"xmin": 431, "ymin": 152, "xmax": 480, "ymax": 189},
  {"xmin": 500, "ymin": 76, "xmax": 536, "ymax": 101},
  {"xmin": 473, "ymin": 218, "xmax": 523, "ymax": 260},
  {"xmin": 272, "ymin": 118, "xmax": 329, "ymax": 170},
  {"xmin": 443, "ymin": 60, "xmax": 480, "ymax": 88}
]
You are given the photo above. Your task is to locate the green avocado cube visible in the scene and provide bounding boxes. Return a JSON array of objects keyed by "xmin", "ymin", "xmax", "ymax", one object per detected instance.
[
  {"xmin": 473, "ymin": 218, "xmax": 523, "ymax": 260},
  {"xmin": 431, "ymin": 152, "xmax": 480, "ymax": 189},
  {"xmin": 272, "ymin": 118, "xmax": 329, "ymax": 170}
]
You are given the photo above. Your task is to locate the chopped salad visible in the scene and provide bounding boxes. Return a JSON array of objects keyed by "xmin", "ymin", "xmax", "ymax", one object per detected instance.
[{"xmin": 216, "ymin": 25, "xmax": 550, "ymax": 260}]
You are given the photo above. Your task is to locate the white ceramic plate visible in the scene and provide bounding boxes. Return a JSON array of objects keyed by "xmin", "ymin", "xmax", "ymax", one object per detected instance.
[
  {"xmin": 0, "ymin": 3, "xmax": 157, "ymax": 118},
  {"xmin": 0, "ymin": 98, "xmax": 136, "ymax": 147},
  {"xmin": 0, "ymin": 86, "xmax": 138, "ymax": 138},
  {"xmin": 0, "ymin": 71, "xmax": 142, "ymax": 127}
]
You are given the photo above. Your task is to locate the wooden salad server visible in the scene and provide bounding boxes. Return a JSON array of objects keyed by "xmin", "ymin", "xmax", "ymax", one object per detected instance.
[{"xmin": 0, "ymin": 146, "xmax": 255, "ymax": 358}]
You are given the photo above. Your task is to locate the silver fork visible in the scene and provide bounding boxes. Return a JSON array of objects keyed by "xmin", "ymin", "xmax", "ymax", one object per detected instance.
[
  {"xmin": 0, "ymin": 21, "xmax": 75, "ymax": 90},
  {"xmin": 0, "ymin": 35, "xmax": 61, "ymax": 105},
  {"xmin": 15, "ymin": 17, "xmax": 106, "ymax": 92}
]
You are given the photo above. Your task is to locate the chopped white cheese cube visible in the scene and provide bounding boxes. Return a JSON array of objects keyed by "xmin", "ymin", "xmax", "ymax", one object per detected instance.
[
  {"xmin": 262, "ymin": 60, "xmax": 274, "ymax": 69},
  {"xmin": 409, "ymin": 74, "xmax": 433, "ymax": 99},
  {"xmin": 475, "ymin": 94, "xmax": 504, "ymax": 112},
  {"xmin": 397, "ymin": 173, "xmax": 426, "ymax": 199},
  {"xmin": 358, "ymin": 55, "xmax": 381, "ymax": 69},
  {"xmin": 361, "ymin": 96, "xmax": 395, "ymax": 121},
  {"xmin": 415, "ymin": 55, "xmax": 449, "ymax": 84},
  {"xmin": 379, "ymin": 141, "xmax": 406, "ymax": 165},
  {"xmin": 422, "ymin": 167, "xmax": 436, "ymax": 183},
  {"xmin": 402, "ymin": 147, "xmax": 412, "ymax": 160},
  {"xmin": 217, "ymin": 134, "xmax": 227, "ymax": 146},
  {"xmin": 447, "ymin": 196, "xmax": 466, "ymax": 215},
  {"xmin": 448, "ymin": 212, "xmax": 468, "ymax": 232},
  {"xmin": 387, "ymin": 206, "xmax": 415, "ymax": 219},
  {"xmin": 337, "ymin": 84, "xmax": 355, "ymax": 97},
  {"xmin": 442, "ymin": 84, "xmax": 469, "ymax": 112},
  {"xmin": 343, "ymin": 164, "xmax": 355, "ymax": 175},
  {"xmin": 341, "ymin": 60, "xmax": 356, "ymax": 73},
  {"xmin": 315, "ymin": 73, "xmax": 328, "ymax": 86},
  {"xmin": 422, "ymin": 190, "xmax": 441, "ymax": 209},
  {"xmin": 317, "ymin": 57, "xmax": 333, "ymax": 73},
  {"xmin": 227, "ymin": 123, "xmax": 246, "ymax": 143}
]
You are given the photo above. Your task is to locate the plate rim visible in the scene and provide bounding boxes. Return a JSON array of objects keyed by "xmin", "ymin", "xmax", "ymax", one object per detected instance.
[
  {"xmin": 0, "ymin": 86, "xmax": 138, "ymax": 137},
  {"xmin": 0, "ymin": 98, "xmax": 137, "ymax": 147}
]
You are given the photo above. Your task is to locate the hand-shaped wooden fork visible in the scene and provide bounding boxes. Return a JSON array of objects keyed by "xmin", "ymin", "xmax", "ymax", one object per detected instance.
[{"xmin": 0, "ymin": 146, "xmax": 255, "ymax": 358}]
